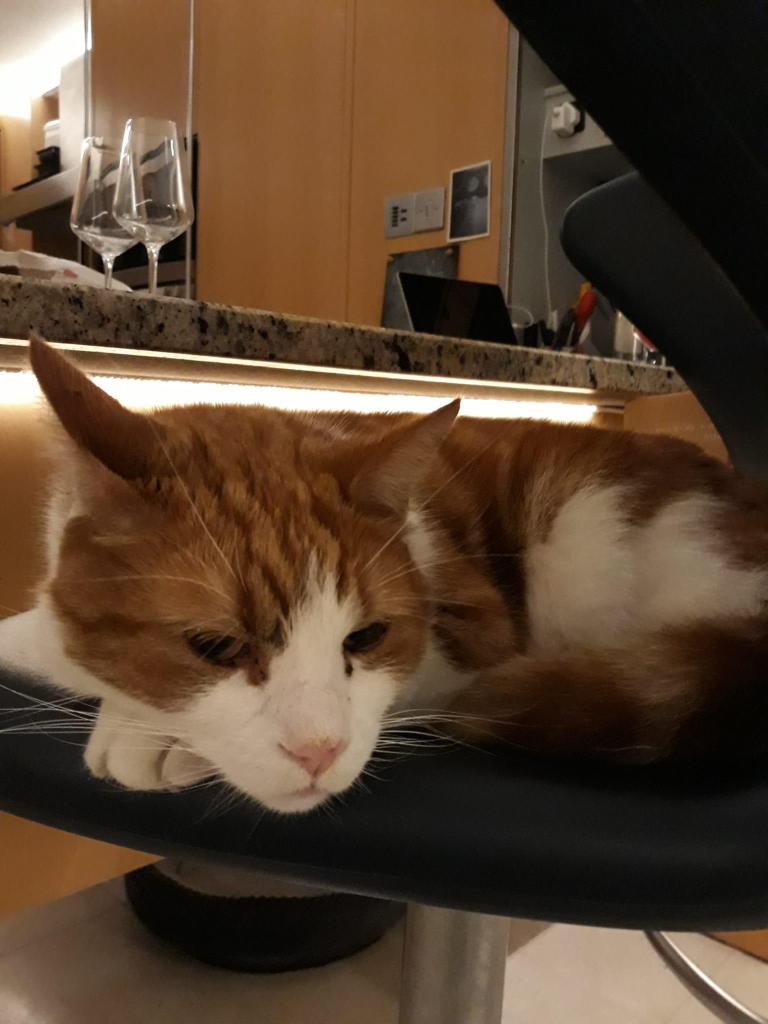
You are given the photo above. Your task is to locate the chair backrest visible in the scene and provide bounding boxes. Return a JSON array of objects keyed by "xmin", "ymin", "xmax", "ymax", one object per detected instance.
[
  {"xmin": 494, "ymin": 0, "xmax": 768, "ymax": 334},
  {"xmin": 492, "ymin": 0, "xmax": 768, "ymax": 476},
  {"xmin": 561, "ymin": 173, "xmax": 768, "ymax": 479}
]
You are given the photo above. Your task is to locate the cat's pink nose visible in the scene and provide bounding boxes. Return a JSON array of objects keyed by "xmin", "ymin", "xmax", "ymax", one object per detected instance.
[{"xmin": 280, "ymin": 739, "xmax": 346, "ymax": 778}]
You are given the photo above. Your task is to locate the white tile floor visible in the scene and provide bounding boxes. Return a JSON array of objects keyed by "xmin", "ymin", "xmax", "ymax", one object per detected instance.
[{"xmin": 0, "ymin": 878, "xmax": 765, "ymax": 1023}]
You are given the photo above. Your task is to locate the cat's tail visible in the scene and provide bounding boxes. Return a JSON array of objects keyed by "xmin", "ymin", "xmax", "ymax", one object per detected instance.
[{"xmin": 444, "ymin": 617, "xmax": 768, "ymax": 762}]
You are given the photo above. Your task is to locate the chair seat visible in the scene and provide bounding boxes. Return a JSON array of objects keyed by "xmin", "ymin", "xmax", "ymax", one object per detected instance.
[{"xmin": 2, "ymin": 668, "xmax": 768, "ymax": 932}]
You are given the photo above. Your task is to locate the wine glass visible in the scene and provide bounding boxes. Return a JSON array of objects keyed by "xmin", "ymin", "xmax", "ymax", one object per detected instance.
[
  {"xmin": 70, "ymin": 138, "xmax": 137, "ymax": 289},
  {"xmin": 113, "ymin": 117, "xmax": 194, "ymax": 296}
]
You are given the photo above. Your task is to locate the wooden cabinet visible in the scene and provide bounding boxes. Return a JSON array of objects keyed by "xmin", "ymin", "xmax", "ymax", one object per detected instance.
[
  {"xmin": 88, "ymin": 0, "xmax": 512, "ymax": 323},
  {"xmin": 346, "ymin": 0, "xmax": 510, "ymax": 326},
  {"xmin": 194, "ymin": 0, "xmax": 353, "ymax": 321},
  {"xmin": 91, "ymin": 0, "xmax": 190, "ymax": 143},
  {"xmin": 192, "ymin": 0, "xmax": 510, "ymax": 324},
  {"xmin": 6, "ymin": 2, "xmax": 512, "ymax": 319}
]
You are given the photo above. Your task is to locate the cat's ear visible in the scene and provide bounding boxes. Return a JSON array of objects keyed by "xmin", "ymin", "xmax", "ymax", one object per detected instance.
[
  {"xmin": 350, "ymin": 398, "xmax": 460, "ymax": 517},
  {"xmin": 29, "ymin": 335, "xmax": 161, "ymax": 481}
]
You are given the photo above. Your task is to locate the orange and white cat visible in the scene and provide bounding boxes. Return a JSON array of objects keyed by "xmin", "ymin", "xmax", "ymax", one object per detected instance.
[{"xmin": 1, "ymin": 338, "xmax": 767, "ymax": 814}]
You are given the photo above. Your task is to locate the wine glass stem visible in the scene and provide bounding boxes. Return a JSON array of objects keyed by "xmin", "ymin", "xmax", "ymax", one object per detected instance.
[
  {"xmin": 102, "ymin": 255, "xmax": 115, "ymax": 291},
  {"xmin": 147, "ymin": 245, "xmax": 161, "ymax": 296}
]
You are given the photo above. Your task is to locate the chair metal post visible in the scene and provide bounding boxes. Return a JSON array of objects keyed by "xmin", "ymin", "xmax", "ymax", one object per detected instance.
[
  {"xmin": 646, "ymin": 931, "xmax": 767, "ymax": 1024},
  {"xmin": 399, "ymin": 904, "xmax": 509, "ymax": 1024}
]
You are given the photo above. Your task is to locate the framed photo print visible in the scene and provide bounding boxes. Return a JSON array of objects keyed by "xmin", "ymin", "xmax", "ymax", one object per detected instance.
[{"xmin": 447, "ymin": 160, "xmax": 491, "ymax": 243}]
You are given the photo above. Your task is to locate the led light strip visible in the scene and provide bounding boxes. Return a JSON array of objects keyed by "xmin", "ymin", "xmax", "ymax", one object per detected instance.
[{"xmin": 0, "ymin": 370, "xmax": 597, "ymax": 423}]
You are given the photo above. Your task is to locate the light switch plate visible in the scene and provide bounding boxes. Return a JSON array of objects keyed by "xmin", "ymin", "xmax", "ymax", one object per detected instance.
[
  {"xmin": 384, "ymin": 193, "xmax": 415, "ymax": 238},
  {"xmin": 413, "ymin": 187, "xmax": 445, "ymax": 232}
]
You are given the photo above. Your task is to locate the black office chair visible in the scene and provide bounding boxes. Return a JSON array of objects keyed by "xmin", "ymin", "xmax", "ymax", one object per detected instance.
[{"xmin": 2, "ymin": 2, "xmax": 768, "ymax": 1022}]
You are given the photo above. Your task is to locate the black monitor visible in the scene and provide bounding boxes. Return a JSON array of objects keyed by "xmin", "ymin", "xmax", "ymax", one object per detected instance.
[{"xmin": 398, "ymin": 273, "xmax": 517, "ymax": 346}]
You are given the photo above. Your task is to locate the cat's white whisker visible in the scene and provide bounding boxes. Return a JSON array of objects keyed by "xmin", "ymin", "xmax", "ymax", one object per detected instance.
[
  {"xmin": 0, "ymin": 724, "xmax": 88, "ymax": 735},
  {"xmin": 0, "ymin": 681, "xmax": 101, "ymax": 724},
  {"xmin": 412, "ymin": 430, "xmax": 505, "ymax": 516},
  {"xmin": 0, "ymin": 696, "xmax": 86, "ymax": 714},
  {"xmin": 318, "ymin": 799, "xmax": 342, "ymax": 825},
  {"xmin": 231, "ymin": 542, "xmax": 248, "ymax": 595},
  {"xmin": 182, "ymin": 777, "xmax": 223, "ymax": 793},
  {"xmin": 376, "ymin": 554, "xmax": 481, "ymax": 588},
  {"xmin": 362, "ymin": 429, "xmax": 509, "ymax": 590},
  {"xmin": 245, "ymin": 807, "xmax": 270, "ymax": 843},
  {"xmin": 358, "ymin": 517, "xmax": 411, "ymax": 577},
  {"xmin": 197, "ymin": 781, "xmax": 247, "ymax": 824}
]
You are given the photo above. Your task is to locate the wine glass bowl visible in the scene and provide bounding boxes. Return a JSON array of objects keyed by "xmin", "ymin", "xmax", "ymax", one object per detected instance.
[
  {"xmin": 113, "ymin": 117, "xmax": 194, "ymax": 295},
  {"xmin": 70, "ymin": 138, "xmax": 137, "ymax": 289}
]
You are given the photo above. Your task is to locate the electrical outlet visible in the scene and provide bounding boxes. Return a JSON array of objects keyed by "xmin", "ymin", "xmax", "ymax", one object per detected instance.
[
  {"xmin": 384, "ymin": 193, "xmax": 414, "ymax": 238},
  {"xmin": 413, "ymin": 187, "xmax": 445, "ymax": 232}
]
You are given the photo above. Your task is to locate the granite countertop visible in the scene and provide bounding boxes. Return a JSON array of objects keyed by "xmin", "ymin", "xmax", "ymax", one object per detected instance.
[{"xmin": 0, "ymin": 275, "xmax": 685, "ymax": 398}]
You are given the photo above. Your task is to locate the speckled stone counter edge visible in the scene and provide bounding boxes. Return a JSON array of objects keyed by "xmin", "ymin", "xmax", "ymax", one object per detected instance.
[{"xmin": 0, "ymin": 276, "xmax": 685, "ymax": 396}]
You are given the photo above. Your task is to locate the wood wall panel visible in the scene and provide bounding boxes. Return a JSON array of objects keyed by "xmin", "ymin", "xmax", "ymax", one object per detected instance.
[
  {"xmin": 712, "ymin": 931, "xmax": 768, "ymax": 963},
  {"xmin": 0, "ymin": 117, "xmax": 33, "ymax": 197},
  {"xmin": 194, "ymin": 0, "xmax": 353, "ymax": 321},
  {"xmin": 0, "ymin": 813, "xmax": 156, "ymax": 919},
  {"xmin": 624, "ymin": 392, "xmax": 729, "ymax": 464},
  {"xmin": 0, "ymin": 404, "xmax": 49, "ymax": 620},
  {"xmin": 91, "ymin": 0, "xmax": 190, "ymax": 144},
  {"xmin": 0, "ymin": 404, "xmax": 156, "ymax": 918},
  {"xmin": 346, "ymin": 0, "xmax": 509, "ymax": 326},
  {"xmin": 0, "ymin": 116, "xmax": 34, "ymax": 249},
  {"xmin": 192, "ymin": 0, "xmax": 508, "ymax": 325}
]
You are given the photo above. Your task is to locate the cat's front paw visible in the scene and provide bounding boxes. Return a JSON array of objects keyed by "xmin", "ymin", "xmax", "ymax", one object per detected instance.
[{"xmin": 84, "ymin": 703, "xmax": 212, "ymax": 791}]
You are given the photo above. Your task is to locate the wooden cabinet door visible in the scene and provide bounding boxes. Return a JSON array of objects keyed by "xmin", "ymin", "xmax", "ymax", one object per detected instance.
[
  {"xmin": 347, "ymin": 0, "xmax": 510, "ymax": 326},
  {"xmin": 194, "ymin": 0, "xmax": 353, "ymax": 321}
]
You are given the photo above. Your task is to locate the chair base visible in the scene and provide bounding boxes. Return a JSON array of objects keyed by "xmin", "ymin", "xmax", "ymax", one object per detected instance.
[
  {"xmin": 396, "ymin": 915, "xmax": 768, "ymax": 1023},
  {"xmin": 399, "ymin": 905, "xmax": 509, "ymax": 1024},
  {"xmin": 124, "ymin": 864, "xmax": 404, "ymax": 973},
  {"xmin": 646, "ymin": 931, "xmax": 766, "ymax": 1024}
]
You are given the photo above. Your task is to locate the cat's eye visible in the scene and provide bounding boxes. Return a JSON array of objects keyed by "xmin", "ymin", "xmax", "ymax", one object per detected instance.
[
  {"xmin": 268, "ymin": 620, "xmax": 284, "ymax": 647},
  {"xmin": 187, "ymin": 633, "xmax": 249, "ymax": 667},
  {"xmin": 343, "ymin": 622, "xmax": 388, "ymax": 655}
]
